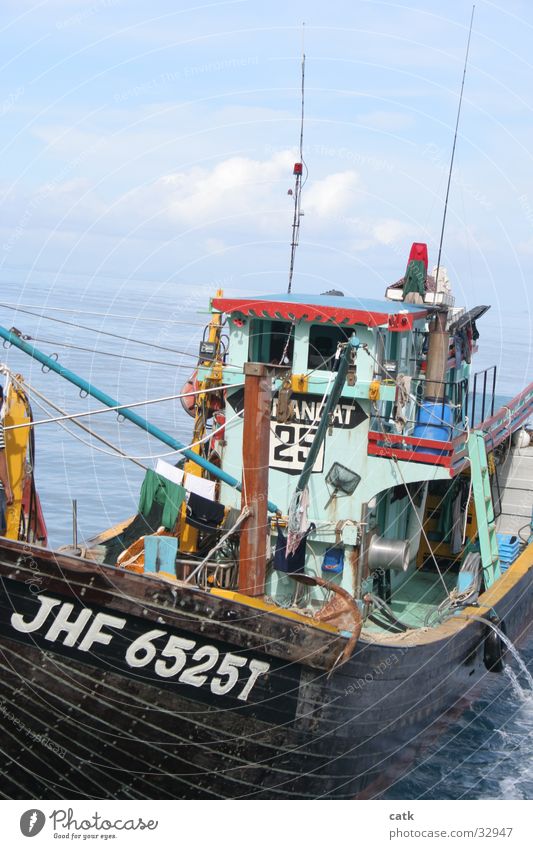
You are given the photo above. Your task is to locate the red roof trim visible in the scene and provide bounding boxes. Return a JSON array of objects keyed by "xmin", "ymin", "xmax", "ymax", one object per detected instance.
[{"xmin": 212, "ymin": 298, "xmax": 427, "ymax": 331}]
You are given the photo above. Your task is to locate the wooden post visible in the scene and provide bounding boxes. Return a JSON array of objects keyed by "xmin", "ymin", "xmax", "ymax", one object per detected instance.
[{"xmin": 238, "ymin": 362, "xmax": 272, "ymax": 597}]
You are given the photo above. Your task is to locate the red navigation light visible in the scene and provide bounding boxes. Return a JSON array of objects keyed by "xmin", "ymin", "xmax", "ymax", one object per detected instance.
[{"xmin": 293, "ymin": 162, "xmax": 303, "ymax": 175}]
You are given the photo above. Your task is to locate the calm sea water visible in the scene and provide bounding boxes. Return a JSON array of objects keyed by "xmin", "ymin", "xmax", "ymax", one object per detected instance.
[{"xmin": 0, "ymin": 274, "xmax": 531, "ymax": 800}]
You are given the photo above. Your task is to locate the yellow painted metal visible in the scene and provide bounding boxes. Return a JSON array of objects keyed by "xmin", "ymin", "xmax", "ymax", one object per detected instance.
[
  {"xmin": 416, "ymin": 489, "xmax": 477, "ymax": 568},
  {"xmin": 291, "ymin": 373, "xmax": 308, "ymax": 393},
  {"xmin": 179, "ymin": 456, "xmax": 200, "ymax": 552},
  {"xmin": 180, "ymin": 289, "xmax": 225, "ymax": 553},
  {"xmin": 210, "ymin": 588, "xmax": 340, "ymax": 632},
  {"xmin": 3, "ymin": 380, "xmax": 31, "ymax": 540}
]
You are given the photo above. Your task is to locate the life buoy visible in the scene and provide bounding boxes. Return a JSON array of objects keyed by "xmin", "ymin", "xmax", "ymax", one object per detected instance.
[
  {"xmin": 483, "ymin": 615, "xmax": 507, "ymax": 673},
  {"xmin": 212, "ymin": 411, "xmax": 226, "ymax": 439},
  {"xmin": 180, "ymin": 372, "xmax": 199, "ymax": 417}
]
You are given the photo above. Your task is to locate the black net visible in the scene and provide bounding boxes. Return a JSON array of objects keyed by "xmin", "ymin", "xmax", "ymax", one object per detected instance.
[{"xmin": 325, "ymin": 462, "xmax": 361, "ymax": 495}]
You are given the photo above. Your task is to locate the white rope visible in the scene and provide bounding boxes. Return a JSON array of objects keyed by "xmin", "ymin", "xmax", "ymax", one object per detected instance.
[
  {"xmin": 278, "ymin": 324, "xmax": 295, "ymax": 365},
  {"xmin": 9, "ymin": 374, "xmax": 148, "ymax": 470},
  {"xmin": 184, "ymin": 507, "xmax": 251, "ymax": 585},
  {"xmin": 0, "ymin": 302, "xmax": 206, "ymax": 326},
  {"xmin": 127, "ymin": 410, "xmax": 242, "ymax": 461},
  {"xmin": 392, "ymin": 457, "xmax": 451, "ymax": 599},
  {"xmin": 43, "ymin": 402, "xmax": 241, "ymax": 462},
  {"xmin": 3, "ymin": 381, "xmax": 244, "ymax": 432},
  {"xmin": 1, "ymin": 363, "xmax": 243, "ymax": 461}
]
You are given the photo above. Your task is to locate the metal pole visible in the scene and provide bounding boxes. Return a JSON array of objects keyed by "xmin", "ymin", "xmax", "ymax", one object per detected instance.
[
  {"xmin": 72, "ymin": 499, "xmax": 80, "ymax": 554},
  {"xmin": 238, "ymin": 363, "xmax": 272, "ymax": 597},
  {"xmin": 0, "ymin": 324, "xmax": 279, "ymax": 513}
]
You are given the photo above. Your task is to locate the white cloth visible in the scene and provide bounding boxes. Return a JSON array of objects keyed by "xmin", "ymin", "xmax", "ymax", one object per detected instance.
[
  {"xmin": 183, "ymin": 472, "xmax": 216, "ymax": 501},
  {"xmin": 155, "ymin": 459, "xmax": 184, "ymax": 486},
  {"xmin": 286, "ymin": 485, "xmax": 310, "ymax": 557},
  {"xmin": 154, "ymin": 458, "xmax": 216, "ymax": 501}
]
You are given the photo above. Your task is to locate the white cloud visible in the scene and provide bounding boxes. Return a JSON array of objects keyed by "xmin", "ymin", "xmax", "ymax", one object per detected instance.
[
  {"xmin": 106, "ymin": 153, "xmax": 364, "ymax": 239},
  {"xmin": 163, "ymin": 151, "xmax": 293, "ymax": 226},
  {"xmin": 371, "ymin": 218, "xmax": 414, "ymax": 245},
  {"xmin": 304, "ymin": 171, "xmax": 360, "ymax": 218}
]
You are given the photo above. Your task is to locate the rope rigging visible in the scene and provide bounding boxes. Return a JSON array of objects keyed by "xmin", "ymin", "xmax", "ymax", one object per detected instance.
[
  {"xmin": 8, "ymin": 373, "xmax": 148, "ymax": 470},
  {"xmin": 14, "ymin": 334, "xmax": 202, "ymax": 369},
  {"xmin": 3, "ymin": 381, "xmax": 244, "ymax": 433},
  {"xmin": 0, "ymin": 302, "xmax": 201, "ymax": 359},
  {"xmin": 0, "ymin": 301, "xmax": 206, "ymax": 326}
]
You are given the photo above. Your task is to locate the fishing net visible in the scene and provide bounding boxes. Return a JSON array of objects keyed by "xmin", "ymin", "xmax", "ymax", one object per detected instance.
[{"xmin": 325, "ymin": 462, "xmax": 361, "ymax": 496}]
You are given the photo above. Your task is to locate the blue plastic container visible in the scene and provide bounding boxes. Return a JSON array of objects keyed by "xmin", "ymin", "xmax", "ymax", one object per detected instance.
[
  {"xmin": 497, "ymin": 533, "xmax": 520, "ymax": 567},
  {"xmin": 144, "ymin": 535, "xmax": 178, "ymax": 573},
  {"xmin": 413, "ymin": 401, "xmax": 453, "ymax": 455},
  {"xmin": 321, "ymin": 547, "xmax": 344, "ymax": 575}
]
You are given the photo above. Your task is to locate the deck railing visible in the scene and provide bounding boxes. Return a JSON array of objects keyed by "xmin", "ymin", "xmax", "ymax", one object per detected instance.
[
  {"xmin": 367, "ymin": 429, "xmax": 468, "ymax": 472},
  {"xmin": 468, "ymin": 365, "xmax": 497, "ymax": 426},
  {"xmin": 477, "ymin": 381, "xmax": 533, "ymax": 450},
  {"xmin": 367, "ymin": 381, "xmax": 533, "ymax": 475}
]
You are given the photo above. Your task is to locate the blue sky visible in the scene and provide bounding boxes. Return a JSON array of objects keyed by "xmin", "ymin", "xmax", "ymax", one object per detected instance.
[{"xmin": 1, "ymin": 0, "xmax": 533, "ymax": 326}]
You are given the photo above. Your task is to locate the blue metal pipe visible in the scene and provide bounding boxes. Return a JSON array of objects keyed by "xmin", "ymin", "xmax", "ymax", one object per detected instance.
[{"xmin": 0, "ymin": 325, "xmax": 279, "ymax": 513}]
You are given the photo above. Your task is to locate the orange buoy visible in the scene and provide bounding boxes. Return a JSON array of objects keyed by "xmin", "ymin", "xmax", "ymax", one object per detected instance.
[{"xmin": 180, "ymin": 372, "xmax": 199, "ymax": 417}]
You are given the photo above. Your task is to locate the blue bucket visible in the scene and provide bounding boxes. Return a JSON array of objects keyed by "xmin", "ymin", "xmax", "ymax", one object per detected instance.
[{"xmin": 413, "ymin": 401, "xmax": 453, "ymax": 455}]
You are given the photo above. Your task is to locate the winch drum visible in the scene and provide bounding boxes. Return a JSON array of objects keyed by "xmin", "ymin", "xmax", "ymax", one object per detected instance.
[{"xmin": 367, "ymin": 536, "xmax": 410, "ymax": 573}]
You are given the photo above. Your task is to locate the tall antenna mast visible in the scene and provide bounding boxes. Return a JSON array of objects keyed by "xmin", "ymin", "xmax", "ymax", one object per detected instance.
[
  {"xmin": 287, "ymin": 24, "xmax": 306, "ymax": 294},
  {"xmin": 434, "ymin": 5, "xmax": 476, "ymax": 288}
]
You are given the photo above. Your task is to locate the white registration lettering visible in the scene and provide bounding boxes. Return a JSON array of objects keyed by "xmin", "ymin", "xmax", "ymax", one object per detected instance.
[
  {"xmin": 237, "ymin": 659, "xmax": 270, "ymax": 701},
  {"xmin": 125, "ymin": 629, "xmax": 167, "ymax": 668},
  {"xmin": 154, "ymin": 634, "xmax": 195, "ymax": 678},
  {"xmin": 210, "ymin": 652, "xmax": 247, "ymax": 695},
  {"xmin": 11, "ymin": 595, "xmax": 61, "ymax": 633},
  {"xmin": 179, "ymin": 645, "xmax": 219, "ymax": 688},
  {"xmin": 44, "ymin": 602, "xmax": 93, "ymax": 647},
  {"xmin": 78, "ymin": 612, "xmax": 127, "ymax": 652}
]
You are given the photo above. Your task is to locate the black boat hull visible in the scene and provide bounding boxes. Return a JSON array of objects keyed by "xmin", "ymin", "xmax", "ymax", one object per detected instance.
[{"xmin": 0, "ymin": 539, "xmax": 531, "ymax": 800}]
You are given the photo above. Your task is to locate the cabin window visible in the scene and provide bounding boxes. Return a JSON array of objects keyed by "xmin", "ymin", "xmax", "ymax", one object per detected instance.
[
  {"xmin": 248, "ymin": 319, "xmax": 294, "ymax": 365},
  {"xmin": 307, "ymin": 324, "xmax": 352, "ymax": 371}
]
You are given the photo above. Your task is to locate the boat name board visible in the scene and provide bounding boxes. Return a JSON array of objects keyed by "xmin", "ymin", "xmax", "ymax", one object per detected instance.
[
  {"xmin": 270, "ymin": 393, "xmax": 367, "ymax": 475},
  {"xmin": 228, "ymin": 388, "xmax": 367, "ymax": 475},
  {"xmin": 0, "ymin": 578, "xmax": 301, "ymax": 722}
]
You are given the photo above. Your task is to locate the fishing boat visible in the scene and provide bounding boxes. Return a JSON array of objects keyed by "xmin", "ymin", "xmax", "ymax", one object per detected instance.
[{"xmin": 0, "ymin": 242, "xmax": 532, "ymax": 799}]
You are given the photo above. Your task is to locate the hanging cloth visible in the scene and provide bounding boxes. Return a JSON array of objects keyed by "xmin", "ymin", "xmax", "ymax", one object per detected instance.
[
  {"xmin": 185, "ymin": 492, "xmax": 225, "ymax": 532},
  {"xmin": 286, "ymin": 485, "xmax": 310, "ymax": 557},
  {"xmin": 138, "ymin": 469, "xmax": 186, "ymax": 530},
  {"xmin": 274, "ymin": 521, "xmax": 315, "ymax": 574}
]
